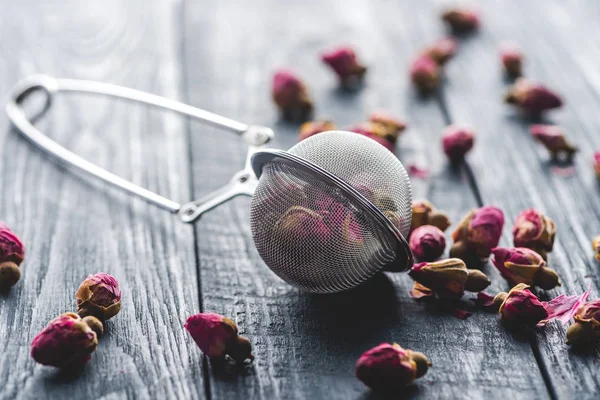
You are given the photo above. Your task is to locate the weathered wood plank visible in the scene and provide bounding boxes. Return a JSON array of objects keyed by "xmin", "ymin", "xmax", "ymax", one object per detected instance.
[
  {"xmin": 439, "ymin": 0, "xmax": 600, "ymax": 398},
  {"xmin": 185, "ymin": 0, "xmax": 548, "ymax": 398},
  {"xmin": 0, "ymin": 1, "xmax": 204, "ymax": 399}
]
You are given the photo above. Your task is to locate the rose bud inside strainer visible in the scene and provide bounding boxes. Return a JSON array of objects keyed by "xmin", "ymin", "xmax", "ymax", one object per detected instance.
[{"xmin": 250, "ymin": 130, "xmax": 413, "ymax": 293}]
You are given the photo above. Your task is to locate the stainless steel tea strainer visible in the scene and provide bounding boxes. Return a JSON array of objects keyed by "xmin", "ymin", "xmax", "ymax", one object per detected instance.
[{"xmin": 6, "ymin": 75, "xmax": 414, "ymax": 293}]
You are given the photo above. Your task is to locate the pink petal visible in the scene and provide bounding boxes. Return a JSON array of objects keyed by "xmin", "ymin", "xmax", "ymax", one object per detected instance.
[
  {"xmin": 408, "ymin": 164, "xmax": 430, "ymax": 179},
  {"xmin": 474, "ymin": 292, "xmax": 495, "ymax": 307},
  {"xmin": 537, "ymin": 285, "xmax": 591, "ymax": 327},
  {"xmin": 450, "ymin": 308, "xmax": 473, "ymax": 320}
]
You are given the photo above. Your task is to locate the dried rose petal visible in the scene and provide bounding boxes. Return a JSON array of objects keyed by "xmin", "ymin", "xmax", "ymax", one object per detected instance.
[
  {"xmin": 539, "ymin": 286, "xmax": 591, "ymax": 327},
  {"xmin": 530, "ymin": 125, "xmax": 577, "ymax": 160},
  {"xmin": 272, "ymin": 69, "xmax": 313, "ymax": 121},
  {"xmin": 410, "ymin": 200, "xmax": 451, "ymax": 233},
  {"xmin": 475, "ymin": 292, "xmax": 496, "ymax": 307},
  {"xmin": 409, "ymin": 225, "xmax": 446, "ymax": 262},
  {"xmin": 408, "ymin": 164, "xmax": 430, "ymax": 179},
  {"xmin": 442, "ymin": 125, "xmax": 475, "ymax": 162},
  {"xmin": 410, "ymin": 55, "xmax": 440, "ymax": 94},
  {"xmin": 356, "ymin": 343, "xmax": 430, "ymax": 391},
  {"xmin": 31, "ymin": 312, "xmax": 98, "ymax": 368},
  {"xmin": 500, "ymin": 43, "xmax": 523, "ymax": 78},
  {"xmin": 349, "ymin": 123, "xmax": 395, "ymax": 151},
  {"xmin": 422, "ymin": 37, "xmax": 458, "ymax": 66},
  {"xmin": 491, "ymin": 247, "xmax": 560, "ymax": 290},
  {"xmin": 321, "ymin": 46, "xmax": 367, "ymax": 87},
  {"xmin": 593, "ymin": 236, "xmax": 600, "ymax": 262},
  {"xmin": 566, "ymin": 300, "xmax": 600, "ymax": 347},
  {"xmin": 512, "ymin": 209, "xmax": 556, "ymax": 260},
  {"xmin": 408, "ymin": 258, "xmax": 490, "ymax": 298},
  {"xmin": 505, "ymin": 78, "xmax": 563, "ymax": 113},
  {"xmin": 298, "ymin": 120, "xmax": 336, "ymax": 142},
  {"xmin": 75, "ymin": 273, "xmax": 122, "ymax": 321},
  {"xmin": 451, "ymin": 206, "xmax": 504, "ymax": 263},
  {"xmin": 441, "ymin": 8, "xmax": 480, "ymax": 34},
  {"xmin": 594, "ymin": 152, "xmax": 600, "ymax": 178},
  {"xmin": 369, "ymin": 111, "xmax": 407, "ymax": 143}
]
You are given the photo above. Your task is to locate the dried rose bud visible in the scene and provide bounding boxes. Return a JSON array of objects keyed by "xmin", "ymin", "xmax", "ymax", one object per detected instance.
[
  {"xmin": 505, "ymin": 78, "xmax": 563, "ymax": 113},
  {"xmin": 272, "ymin": 69, "xmax": 313, "ymax": 121},
  {"xmin": 410, "ymin": 55, "xmax": 440, "ymax": 94},
  {"xmin": 500, "ymin": 43, "xmax": 523, "ymax": 78},
  {"xmin": 441, "ymin": 8, "xmax": 480, "ymax": 34},
  {"xmin": 594, "ymin": 152, "xmax": 600, "ymax": 178},
  {"xmin": 592, "ymin": 236, "xmax": 600, "ymax": 262},
  {"xmin": 0, "ymin": 222, "xmax": 25, "ymax": 290},
  {"xmin": 512, "ymin": 208, "xmax": 556, "ymax": 260},
  {"xmin": 369, "ymin": 111, "xmax": 407, "ymax": 143},
  {"xmin": 298, "ymin": 120, "xmax": 336, "ymax": 142},
  {"xmin": 411, "ymin": 200, "xmax": 451, "ymax": 233},
  {"xmin": 566, "ymin": 300, "xmax": 600, "ymax": 347},
  {"xmin": 185, "ymin": 312, "xmax": 253, "ymax": 363},
  {"xmin": 408, "ymin": 258, "xmax": 490, "ymax": 299},
  {"xmin": 491, "ymin": 247, "xmax": 560, "ymax": 290},
  {"xmin": 273, "ymin": 206, "xmax": 331, "ymax": 250},
  {"xmin": 442, "ymin": 125, "xmax": 475, "ymax": 163},
  {"xmin": 356, "ymin": 343, "xmax": 431, "ymax": 391},
  {"xmin": 349, "ymin": 123, "xmax": 395, "ymax": 151},
  {"xmin": 31, "ymin": 312, "xmax": 98, "ymax": 368},
  {"xmin": 530, "ymin": 125, "xmax": 577, "ymax": 160},
  {"xmin": 82, "ymin": 316, "xmax": 104, "ymax": 338},
  {"xmin": 422, "ymin": 37, "xmax": 458, "ymax": 66},
  {"xmin": 76, "ymin": 273, "xmax": 122, "ymax": 321},
  {"xmin": 409, "ymin": 225, "xmax": 446, "ymax": 262},
  {"xmin": 451, "ymin": 206, "xmax": 504, "ymax": 263},
  {"xmin": 321, "ymin": 46, "xmax": 367, "ymax": 88}
]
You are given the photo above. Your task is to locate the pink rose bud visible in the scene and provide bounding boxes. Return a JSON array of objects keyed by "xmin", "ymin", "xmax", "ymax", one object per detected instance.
[
  {"xmin": 0, "ymin": 222, "xmax": 25, "ymax": 290},
  {"xmin": 409, "ymin": 225, "xmax": 446, "ymax": 262},
  {"xmin": 410, "ymin": 55, "xmax": 440, "ymax": 94},
  {"xmin": 593, "ymin": 152, "xmax": 600, "ymax": 178},
  {"xmin": 442, "ymin": 125, "xmax": 475, "ymax": 163},
  {"xmin": 298, "ymin": 120, "xmax": 336, "ymax": 142},
  {"xmin": 369, "ymin": 111, "xmax": 407, "ymax": 143},
  {"xmin": 530, "ymin": 125, "xmax": 577, "ymax": 161},
  {"xmin": 273, "ymin": 206, "xmax": 332, "ymax": 250},
  {"xmin": 31, "ymin": 312, "xmax": 98, "ymax": 368},
  {"xmin": 441, "ymin": 8, "xmax": 480, "ymax": 34},
  {"xmin": 500, "ymin": 43, "xmax": 523, "ymax": 78},
  {"xmin": 408, "ymin": 258, "xmax": 490, "ymax": 299},
  {"xmin": 566, "ymin": 300, "xmax": 600, "ymax": 347},
  {"xmin": 75, "ymin": 273, "xmax": 122, "ymax": 321},
  {"xmin": 512, "ymin": 208, "xmax": 556, "ymax": 260},
  {"xmin": 356, "ymin": 343, "xmax": 431, "ymax": 391},
  {"xmin": 348, "ymin": 123, "xmax": 395, "ymax": 151},
  {"xmin": 422, "ymin": 37, "xmax": 458, "ymax": 66},
  {"xmin": 451, "ymin": 206, "xmax": 505, "ymax": 264},
  {"xmin": 411, "ymin": 200, "xmax": 451, "ymax": 233},
  {"xmin": 491, "ymin": 247, "xmax": 560, "ymax": 290},
  {"xmin": 505, "ymin": 78, "xmax": 563, "ymax": 113},
  {"xmin": 321, "ymin": 46, "xmax": 367, "ymax": 88},
  {"xmin": 185, "ymin": 312, "xmax": 253, "ymax": 363},
  {"xmin": 272, "ymin": 69, "xmax": 313, "ymax": 121},
  {"xmin": 593, "ymin": 236, "xmax": 600, "ymax": 262}
]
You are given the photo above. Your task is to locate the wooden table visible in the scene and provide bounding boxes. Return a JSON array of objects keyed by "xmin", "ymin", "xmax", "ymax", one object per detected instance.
[{"xmin": 1, "ymin": 1, "xmax": 598, "ymax": 399}]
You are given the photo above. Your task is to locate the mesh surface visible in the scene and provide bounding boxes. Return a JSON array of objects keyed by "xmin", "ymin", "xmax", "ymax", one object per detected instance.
[{"xmin": 250, "ymin": 131, "xmax": 412, "ymax": 293}]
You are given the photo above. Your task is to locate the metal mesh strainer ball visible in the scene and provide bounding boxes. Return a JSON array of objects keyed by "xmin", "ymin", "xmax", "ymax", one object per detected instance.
[{"xmin": 250, "ymin": 130, "xmax": 413, "ymax": 293}]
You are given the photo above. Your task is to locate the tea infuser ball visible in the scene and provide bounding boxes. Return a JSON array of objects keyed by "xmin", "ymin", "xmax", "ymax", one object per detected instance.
[{"xmin": 250, "ymin": 130, "xmax": 414, "ymax": 293}]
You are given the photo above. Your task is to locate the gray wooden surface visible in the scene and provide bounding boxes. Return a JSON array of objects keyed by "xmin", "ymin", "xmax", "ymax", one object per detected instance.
[{"xmin": 0, "ymin": 1, "xmax": 598, "ymax": 399}]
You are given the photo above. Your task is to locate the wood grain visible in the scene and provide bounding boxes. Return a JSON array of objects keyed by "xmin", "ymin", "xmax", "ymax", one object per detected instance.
[
  {"xmin": 184, "ymin": 0, "xmax": 547, "ymax": 398},
  {"xmin": 0, "ymin": 1, "xmax": 204, "ymax": 399}
]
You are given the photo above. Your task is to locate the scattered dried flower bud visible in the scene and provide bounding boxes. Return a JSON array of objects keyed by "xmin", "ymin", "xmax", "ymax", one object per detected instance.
[
  {"xmin": 274, "ymin": 206, "xmax": 332, "ymax": 251},
  {"xmin": 512, "ymin": 209, "xmax": 556, "ymax": 260},
  {"xmin": 530, "ymin": 125, "xmax": 577, "ymax": 160},
  {"xmin": 185, "ymin": 312, "xmax": 253, "ymax": 362},
  {"xmin": 411, "ymin": 200, "xmax": 451, "ymax": 233},
  {"xmin": 409, "ymin": 225, "xmax": 446, "ymax": 262},
  {"xmin": 82, "ymin": 316, "xmax": 104, "ymax": 338},
  {"xmin": 505, "ymin": 78, "xmax": 563, "ymax": 113},
  {"xmin": 408, "ymin": 258, "xmax": 490, "ymax": 298},
  {"xmin": 566, "ymin": 300, "xmax": 600, "ymax": 347},
  {"xmin": 492, "ymin": 247, "xmax": 560, "ymax": 290},
  {"xmin": 593, "ymin": 152, "xmax": 600, "ymax": 178},
  {"xmin": 593, "ymin": 236, "xmax": 600, "ymax": 262},
  {"xmin": 451, "ymin": 206, "xmax": 505, "ymax": 263},
  {"xmin": 410, "ymin": 55, "xmax": 440, "ymax": 94},
  {"xmin": 0, "ymin": 222, "xmax": 25, "ymax": 290},
  {"xmin": 272, "ymin": 69, "xmax": 313, "ymax": 121},
  {"xmin": 442, "ymin": 125, "xmax": 475, "ymax": 163},
  {"xmin": 349, "ymin": 123, "xmax": 395, "ymax": 151},
  {"xmin": 298, "ymin": 120, "xmax": 336, "ymax": 142},
  {"xmin": 356, "ymin": 343, "xmax": 430, "ymax": 391},
  {"xmin": 321, "ymin": 46, "xmax": 367, "ymax": 88},
  {"xmin": 441, "ymin": 8, "xmax": 480, "ymax": 34},
  {"xmin": 422, "ymin": 37, "xmax": 458, "ymax": 66},
  {"xmin": 500, "ymin": 43, "xmax": 523, "ymax": 78},
  {"xmin": 369, "ymin": 111, "xmax": 407, "ymax": 143},
  {"xmin": 76, "ymin": 273, "xmax": 122, "ymax": 321},
  {"xmin": 31, "ymin": 312, "xmax": 98, "ymax": 368}
]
